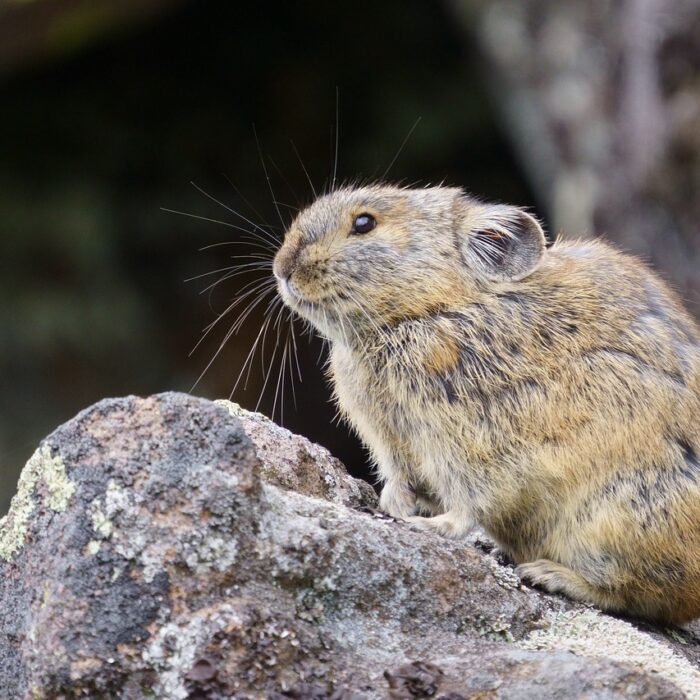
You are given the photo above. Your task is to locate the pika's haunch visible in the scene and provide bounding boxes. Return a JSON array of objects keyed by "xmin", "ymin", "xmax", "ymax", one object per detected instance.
[{"xmin": 272, "ymin": 184, "xmax": 700, "ymax": 624}]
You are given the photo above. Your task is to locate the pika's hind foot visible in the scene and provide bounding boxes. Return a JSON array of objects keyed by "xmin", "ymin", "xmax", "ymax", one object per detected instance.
[
  {"xmin": 517, "ymin": 559, "xmax": 598, "ymax": 605},
  {"xmin": 404, "ymin": 511, "xmax": 472, "ymax": 539}
]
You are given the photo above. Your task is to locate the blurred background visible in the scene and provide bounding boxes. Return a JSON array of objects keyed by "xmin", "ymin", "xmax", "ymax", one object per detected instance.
[{"xmin": 1, "ymin": 0, "xmax": 698, "ymax": 514}]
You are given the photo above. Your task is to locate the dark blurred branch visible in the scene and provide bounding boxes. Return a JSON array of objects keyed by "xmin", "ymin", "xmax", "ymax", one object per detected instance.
[{"xmin": 0, "ymin": 0, "xmax": 184, "ymax": 79}]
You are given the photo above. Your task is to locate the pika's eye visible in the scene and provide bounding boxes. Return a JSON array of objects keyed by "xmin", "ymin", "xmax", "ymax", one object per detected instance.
[{"xmin": 352, "ymin": 213, "xmax": 376, "ymax": 235}]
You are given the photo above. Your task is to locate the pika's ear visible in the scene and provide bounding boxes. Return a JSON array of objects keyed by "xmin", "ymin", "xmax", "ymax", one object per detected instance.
[{"xmin": 458, "ymin": 202, "xmax": 546, "ymax": 282}]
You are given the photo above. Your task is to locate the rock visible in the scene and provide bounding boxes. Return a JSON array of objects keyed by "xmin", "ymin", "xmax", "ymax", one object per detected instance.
[
  {"xmin": 0, "ymin": 392, "xmax": 697, "ymax": 699},
  {"xmin": 214, "ymin": 399, "xmax": 377, "ymax": 511}
]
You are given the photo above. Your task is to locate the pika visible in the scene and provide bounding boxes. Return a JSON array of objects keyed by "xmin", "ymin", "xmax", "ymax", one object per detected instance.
[{"xmin": 272, "ymin": 184, "xmax": 700, "ymax": 624}]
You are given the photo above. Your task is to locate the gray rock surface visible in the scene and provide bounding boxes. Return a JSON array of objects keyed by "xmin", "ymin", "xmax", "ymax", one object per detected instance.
[
  {"xmin": 0, "ymin": 392, "xmax": 698, "ymax": 699},
  {"xmin": 214, "ymin": 400, "xmax": 377, "ymax": 511}
]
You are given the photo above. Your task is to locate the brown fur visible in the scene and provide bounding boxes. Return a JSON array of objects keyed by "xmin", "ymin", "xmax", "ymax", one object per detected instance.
[{"xmin": 272, "ymin": 184, "xmax": 700, "ymax": 624}]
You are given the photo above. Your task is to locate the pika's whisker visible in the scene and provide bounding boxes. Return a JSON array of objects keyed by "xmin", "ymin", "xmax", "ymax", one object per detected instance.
[
  {"xmin": 258, "ymin": 294, "xmax": 283, "ymax": 379},
  {"xmin": 273, "ymin": 200, "xmax": 300, "ymax": 212},
  {"xmin": 241, "ymin": 317, "xmax": 273, "ymax": 393},
  {"xmin": 255, "ymin": 301, "xmax": 288, "ymax": 413},
  {"xmin": 289, "ymin": 315, "xmax": 303, "ymax": 383},
  {"xmin": 192, "ymin": 278, "xmax": 276, "ymax": 354},
  {"xmin": 253, "ymin": 125, "xmax": 287, "ymax": 232},
  {"xmin": 185, "ymin": 260, "xmax": 270, "ymax": 284},
  {"xmin": 220, "ymin": 253, "xmax": 275, "ymax": 263},
  {"xmin": 381, "ymin": 116, "xmax": 422, "ymax": 180},
  {"xmin": 331, "ymin": 86, "xmax": 340, "ymax": 191},
  {"xmin": 223, "ymin": 174, "xmax": 278, "ymax": 234},
  {"xmin": 268, "ymin": 155, "xmax": 301, "ymax": 209},
  {"xmin": 230, "ymin": 283, "xmax": 278, "ymax": 334},
  {"xmin": 288, "ymin": 338, "xmax": 298, "ymax": 411},
  {"xmin": 239, "ymin": 296, "xmax": 283, "ymax": 397},
  {"xmin": 209, "ymin": 275, "xmax": 276, "ymax": 314},
  {"xmin": 191, "ymin": 280, "xmax": 277, "ymax": 393},
  {"xmin": 316, "ymin": 336, "xmax": 327, "ymax": 365},
  {"xmin": 198, "ymin": 239, "xmax": 275, "ymax": 254},
  {"xmin": 272, "ymin": 333, "xmax": 290, "ymax": 423},
  {"xmin": 230, "ymin": 302, "xmax": 278, "ymax": 397},
  {"xmin": 161, "ymin": 207, "xmax": 272, "ymax": 239},
  {"xmin": 290, "ymin": 139, "xmax": 318, "ymax": 199},
  {"xmin": 191, "ymin": 180, "xmax": 281, "ymax": 247},
  {"xmin": 198, "ymin": 264, "xmax": 272, "ymax": 296}
]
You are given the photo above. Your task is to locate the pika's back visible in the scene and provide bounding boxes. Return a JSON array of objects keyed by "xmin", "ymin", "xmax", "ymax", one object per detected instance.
[{"xmin": 502, "ymin": 238, "xmax": 700, "ymax": 381}]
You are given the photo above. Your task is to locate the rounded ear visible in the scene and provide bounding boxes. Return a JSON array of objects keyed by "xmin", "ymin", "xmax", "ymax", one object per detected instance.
[{"xmin": 458, "ymin": 202, "xmax": 546, "ymax": 282}]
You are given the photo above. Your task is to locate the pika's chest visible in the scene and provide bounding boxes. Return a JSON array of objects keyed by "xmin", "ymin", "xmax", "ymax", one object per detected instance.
[
  {"xmin": 332, "ymin": 346, "xmax": 418, "ymax": 423},
  {"xmin": 329, "ymin": 344, "xmax": 472, "ymax": 457},
  {"xmin": 329, "ymin": 337, "xmax": 544, "ymax": 472}
]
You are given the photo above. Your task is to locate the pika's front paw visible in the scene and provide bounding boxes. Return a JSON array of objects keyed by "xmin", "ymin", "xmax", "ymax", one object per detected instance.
[
  {"xmin": 379, "ymin": 480, "xmax": 416, "ymax": 519},
  {"xmin": 404, "ymin": 512, "xmax": 471, "ymax": 539}
]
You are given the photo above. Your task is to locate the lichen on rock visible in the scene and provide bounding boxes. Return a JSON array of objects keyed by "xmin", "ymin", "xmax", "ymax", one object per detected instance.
[
  {"xmin": 0, "ymin": 442, "xmax": 74, "ymax": 561},
  {"xmin": 520, "ymin": 609, "xmax": 700, "ymax": 700},
  {"xmin": 0, "ymin": 392, "xmax": 696, "ymax": 698}
]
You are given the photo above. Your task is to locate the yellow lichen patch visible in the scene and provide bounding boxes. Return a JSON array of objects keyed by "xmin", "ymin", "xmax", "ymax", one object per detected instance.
[
  {"xmin": 0, "ymin": 444, "xmax": 75, "ymax": 562},
  {"xmin": 90, "ymin": 498, "xmax": 113, "ymax": 539},
  {"xmin": 86, "ymin": 540, "xmax": 101, "ymax": 556}
]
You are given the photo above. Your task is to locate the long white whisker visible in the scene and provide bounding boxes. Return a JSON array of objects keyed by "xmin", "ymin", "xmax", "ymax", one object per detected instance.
[
  {"xmin": 190, "ymin": 180, "xmax": 281, "ymax": 247},
  {"xmin": 163, "ymin": 207, "xmax": 279, "ymax": 254},
  {"xmin": 269, "ymin": 155, "xmax": 301, "ymax": 209},
  {"xmin": 253, "ymin": 125, "xmax": 287, "ymax": 232},
  {"xmin": 255, "ymin": 302, "xmax": 288, "ymax": 413},
  {"xmin": 199, "ymin": 265, "xmax": 272, "ymax": 297},
  {"xmin": 289, "ymin": 315, "xmax": 303, "ymax": 383},
  {"xmin": 231, "ymin": 307, "xmax": 275, "ymax": 397},
  {"xmin": 161, "ymin": 207, "xmax": 271, "ymax": 239},
  {"xmin": 290, "ymin": 139, "xmax": 317, "ymax": 199},
  {"xmin": 272, "ymin": 333, "xmax": 290, "ymax": 424},
  {"xmin": 191, "ymin": 282, "xmax": 277, "ymax": 391},
  {"xmin": 222, "ymin": 173, "xmax": 278, "ymax": 234},
  {"xmin": 185, "ymin": 260, "xmax": 270, "ymax": 284},
  {"xmin": 287, "ymin": 319, "xmax": 299, "ymax": 411},
  {"xmin": 237, "ymin": 294, "xmax": 284, "ymax": 398},
  {"xmin": 203, "ymin": 276, "xmax": 276, "ymax": 323},
  {"xmin": 332, "ymin": 86, "xmax": 340, "ymax": 191},
  {"xmin": 192, "ymin": 279, "xmax": 277, "ymax": 353},
  {"xmin": 230, "ymin": 284, "xmax": 278, "ymax": 334},
  {"xmin": 258, "ymin": 294, "xmax": 283, "ymax": 379},
  {"xmin": 199, "ymin": 238, "xmax": 276, "ymax": 255},
  {"xmin": 381, "ymin": 116, "xmax": 422, "ymax": 180},
  {"xmin": 199, "ymin": 242, "xmax": 272, "ymax": 255}
]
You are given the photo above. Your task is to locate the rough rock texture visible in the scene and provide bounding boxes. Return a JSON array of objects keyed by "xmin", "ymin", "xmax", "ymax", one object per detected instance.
[
  {"xmin": 0, "ymin": 393, "xmax": 698, "ymax": 699},
  {"xmin": 214, "ymin": 400, "xmax": 377, "ymax": 511}
]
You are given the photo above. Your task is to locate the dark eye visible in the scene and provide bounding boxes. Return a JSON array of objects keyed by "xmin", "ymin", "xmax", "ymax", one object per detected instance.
[{"xmin": 352, "ymin": 213, "xmax": 376, "ymax": 235}]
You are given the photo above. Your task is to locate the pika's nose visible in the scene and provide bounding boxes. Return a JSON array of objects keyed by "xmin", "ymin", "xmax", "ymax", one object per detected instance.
[{"xmin": 273, "ymin": 243, "xmax": 300, "ymax": 281}]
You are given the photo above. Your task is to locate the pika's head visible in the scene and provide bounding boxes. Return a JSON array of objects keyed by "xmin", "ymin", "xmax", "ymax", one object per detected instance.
[{"xmin": 273, "ymin": 184, "xmax": 546, "ymax": 340}]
